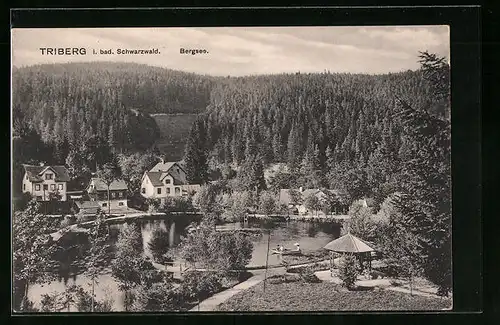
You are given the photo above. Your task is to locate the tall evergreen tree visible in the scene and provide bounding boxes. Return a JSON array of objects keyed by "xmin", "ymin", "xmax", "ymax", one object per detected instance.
[
  {"xmin": 184, "ymin": 119, "xmax": 208, "ymax": 184},
  {"xmin": 393, "ymin": 97, "xmax": 451, "ymax": 295},
  {"xmin": 392, "ymin": 52, "xmax": 451, "ymax": 295}
]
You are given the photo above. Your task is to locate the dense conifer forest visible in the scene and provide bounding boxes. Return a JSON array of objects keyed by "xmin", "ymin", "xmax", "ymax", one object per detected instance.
[{"xmin": 12, "ymin": 56, "xmax": 449, "ymax": 200}]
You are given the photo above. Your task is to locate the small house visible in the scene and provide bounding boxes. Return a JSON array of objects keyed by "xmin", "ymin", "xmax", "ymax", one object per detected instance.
[
  {"xmin": 140, "ymin": 159, "xmax": 201, "ymax": 202},
  {"xmin": 22, "ymin": 164, "xmax": 70, "ymax": 201},
  {"xmin": 86, "ymin": 177, "xmax": 128, "ymax": 210}
]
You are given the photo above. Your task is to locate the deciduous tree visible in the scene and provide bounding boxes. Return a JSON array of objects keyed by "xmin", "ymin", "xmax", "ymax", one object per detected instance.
[
  {"xmin": 13, "ymin": 199, "xmax": 60, "ymax": 311},
  {"xmin": 82, "ymin": 211, "xmax": 111, "ymax": 312}
]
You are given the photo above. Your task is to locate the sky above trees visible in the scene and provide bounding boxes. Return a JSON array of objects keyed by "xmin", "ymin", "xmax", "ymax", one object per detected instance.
[{"xmin": 11, "ymin": 26, "xmax": 449, "ymax": 76}]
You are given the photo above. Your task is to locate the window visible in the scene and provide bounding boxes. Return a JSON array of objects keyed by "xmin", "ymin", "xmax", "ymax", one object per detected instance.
[
  {"xmin": 36, "ymin": 196, "xmax": 42, "ymax": 200},
  {"xmin": 23, "ymin": 184, "xmax": 26, "ymax": 191},
  {"xmin": 35, "ymin": 184, "xmax": 40, "ymax": 191},
  {"xmin": 45, "ymin": 173, "xmax": 53, "ymax": 180},
  {"xmin": 50, "ymin": 184, "xmax": 56, "ymax": 191},
  {"xmin": 102, "ymin": 203, "xmax": 107, "ymax": 207},
  {"xmin": 119, "ymin": 192, "xmax": 123, "ymax": 198},
  {"xmin": 43, "ymin": 184, "xmax": 48, "ymax": 191},
  {"xmin": 119, "ymin": 202, "xmax": 124, "ymax": 206},
  {"xmin": 165, "ymin": 179, "xmax": 171, "ymax": 184},
  {"xmin": 166, "ymin": 188, "xmax": 171, "ymax": 194},
  {"xmin": 141, "ymin": 188, "xmax": 146, "ymax": 194},
  {"xmin": 58, "ymin": 184, "xmax": 63, "ymax": 190},
  {"xmin": 111, "ymin": 192, "xmax": 116, "ymax": 199},
  {"xmin": 175, "ymin": 187, "xmax": 181, "ymax": 195},
  {"xmin": 146, "ymin": 178, "xmax": 149, "ymax": 184},
  {"xmin": 157, "ymin": 188, "xmax": 162, "ymax": 194},
  {"xmin": 25, "ymin": 175, "xmax": 28, "ymax": 180}
]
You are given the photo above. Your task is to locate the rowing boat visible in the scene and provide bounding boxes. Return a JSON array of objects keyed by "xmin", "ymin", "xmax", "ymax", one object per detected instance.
[{"xmin": 271, "ymin": 249, "xmax": 302, "ymax": 255}]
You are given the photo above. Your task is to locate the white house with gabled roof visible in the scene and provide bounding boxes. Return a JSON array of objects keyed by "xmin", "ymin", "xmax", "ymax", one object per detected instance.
[
  {"xmin": 140, "ymin": 159, "xmax": 200, "ymax": 202},
  {"xmin": 22, "ymin": 164, "xmax": 70, "ymax": 201}
]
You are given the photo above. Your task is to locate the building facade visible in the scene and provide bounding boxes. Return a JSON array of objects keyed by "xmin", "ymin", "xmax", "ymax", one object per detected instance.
[
  {"xmin": 22, "ymin": 164, "xmax": 70, "ymax": 201},
  {"xmin": 140, "ymin": 160, "xmax": 200, "ymax": 202},
  {"xmin": 86, "ymin": 177, "xmax": 128, "ymax": 210}
]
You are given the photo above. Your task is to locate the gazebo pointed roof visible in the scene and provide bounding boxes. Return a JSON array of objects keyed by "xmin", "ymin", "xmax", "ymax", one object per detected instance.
[{"xmin": 324, "ymin": 233, "xmax": 374, "ymax": 253}]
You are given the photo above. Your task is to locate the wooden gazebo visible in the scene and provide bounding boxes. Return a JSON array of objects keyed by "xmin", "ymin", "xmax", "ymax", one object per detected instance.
[{"xmin": 323, "ymin": 232, "xmax": 375, "ymax": 275}]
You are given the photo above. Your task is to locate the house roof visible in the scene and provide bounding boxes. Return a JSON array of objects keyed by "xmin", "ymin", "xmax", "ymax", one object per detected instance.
[
  {"xmin": 166, "ymin": 166, "xmax": 186, "ymax": 185},
  {"xmin": 75, "ymin": 200, "xmax": 101, "ymax": 209},
  {"xmin": 23, "ymin": 164, "xmax": 71, "ymax": 182},
  {"xmin": 145, "ymin": 172, "xmax": 164, "ymax": 187},
  {"xmin": 146, "ymin": 171, "xmax": 186, "ymax": 187},
  {"xmin": 74, "ymin": 200, "xmax": 101, "ymax": 215},
  {"xmin": 324, "ymin": 233, "xmax": 374, "ymax": 253},
  {"xmin": 150, "ymin": 161, "xmax": 185, "ymax": 173},
  {"xmin": 88, "ymin": 177, "xmax": 128, "ymax": 192}
]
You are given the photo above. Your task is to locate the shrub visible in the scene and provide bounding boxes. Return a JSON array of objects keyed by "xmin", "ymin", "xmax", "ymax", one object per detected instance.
[
  {"xmin": 299, "ymin": 265, "xmax": 322, "ymax": 283},
  {"xmin": 180, "ymin": 271, "xmax": 224, "ymax": 301},
  {"xmin": 74, "ymin": 286, "xmax": 113, "ymax": 312},
  {"xmin": 267, "ymin": 273, "xmax": 301, "ymax": 284},
  {"xmin": 19, "ymin": 297, "xmax": 38, "ymax": 312},
  {"xmin": 60, "ymin": 215, "xmax": 77, "ymax": 228},
  {"xmin": 132, "ymin": 279, "xmax": 179, "ymax": 311},
  {"xmin": 286, "ymin": 261, "xmax": 330, "ymax": 273},
  {"xmin": 129, "ymin": 193, "xmax": 147, "ymax": 211},
  {"xmin": 14, "ymin": 192, "xmax": 32, "ymax": 211},
  {"xmin": 76, "ymin": 214, "xmax": 90, "ymax": 224},
  {"xmin": 148, "ymin": 227, "xmax": 170, "ymax": 264},
  {"xmin": 338, "ymin": 255, "xmax": 359, "ymax": 289},
  {"xmin": 179, "ymin": 222, "xmax": 253, "ymax": 271},
  {"xmin": 146, "ymin": 198, "xmax": 161, "ymax": 213}
]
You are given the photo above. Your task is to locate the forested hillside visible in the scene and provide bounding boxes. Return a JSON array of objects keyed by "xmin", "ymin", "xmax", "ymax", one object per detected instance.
[
  {"xmin": 152, "ymin": 113, "xmax": 199, "ymax": 161},
  {"xmin": 12, "ymin": 62, "xmax": 216, "ymax": 195},
  {"xmin": 185, "ymin": 64, "xmax": 450, "ymax": 203},
  {"xmin": 182, "ymin": 52, "xmax": 452, "ymax": 295}
]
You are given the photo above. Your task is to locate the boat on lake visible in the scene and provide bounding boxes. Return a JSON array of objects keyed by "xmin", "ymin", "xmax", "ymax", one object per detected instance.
[{"xmin": 271, "ymin": 248, "xmax": 302, "ymax": 255}]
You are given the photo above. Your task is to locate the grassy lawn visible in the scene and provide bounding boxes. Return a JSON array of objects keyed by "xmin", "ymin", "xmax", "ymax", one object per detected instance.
[{"xmin": 216, "ymin": 282, "xmax": 452, "ymax": 311}]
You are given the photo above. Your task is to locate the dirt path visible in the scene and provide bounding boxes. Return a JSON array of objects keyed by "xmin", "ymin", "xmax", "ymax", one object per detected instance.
[{"xmin": 188, "ymin": 267, "xmax": 286, "ymax": 312}]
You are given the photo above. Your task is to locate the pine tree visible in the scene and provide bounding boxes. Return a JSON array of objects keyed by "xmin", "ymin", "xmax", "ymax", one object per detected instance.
[
  {"xmin": 325, "ymin": 146, "xmax": 334, "ymax": 171},
  {"xmin": 393, "ymin": 97, "xmax": 451, "ymax": 296},
  {"xmin": 108, "ymin": 125, "xmax": 117, "ymax": 152},
  {"xmin": 287, "ymin": 123, "xmax": 300, "ymax": 172},
  {"xmin": 272, "ymin": 133, "xmax": 282, "ymax": 162},
  {"xmin": 184, "ymin": 120, "xmax": 208, "ymax": 184},
  {"xmin": 391, "ymin": 52, "xmax": 451, "ymax": 296},
  {"xmin": 238, "ymin": 155, "xmax": 266, "ymax": 193}
]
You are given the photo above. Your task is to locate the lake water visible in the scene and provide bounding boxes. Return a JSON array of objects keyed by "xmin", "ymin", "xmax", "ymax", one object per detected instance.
[{"xmin": 27, "ymin": 217, "xmax": 340, "ymax": 311}]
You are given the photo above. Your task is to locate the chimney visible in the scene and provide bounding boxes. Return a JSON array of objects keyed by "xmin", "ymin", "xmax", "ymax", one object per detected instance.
[
  {"xmin": 160, "ymin": 157, "xmax": 165, "ymax": 164},
  {"xmin": 299, "ymin": 186, "xmax": 303, "ymax": 192}
]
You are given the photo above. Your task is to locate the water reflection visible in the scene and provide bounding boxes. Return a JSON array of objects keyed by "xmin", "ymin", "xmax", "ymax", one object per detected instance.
[
  {"xmin": 28, "ymin": 216, "xmax": 341, "ymax": 311},
  {"xmin": 307, "ymin": 223, "xmax": 319, "ymax": 237}
]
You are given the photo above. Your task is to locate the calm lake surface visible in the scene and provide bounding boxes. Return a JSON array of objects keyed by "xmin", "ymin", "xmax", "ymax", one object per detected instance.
[{"xmin": 27, "ymin": 217, "xmax": 341, "ymax": 311}]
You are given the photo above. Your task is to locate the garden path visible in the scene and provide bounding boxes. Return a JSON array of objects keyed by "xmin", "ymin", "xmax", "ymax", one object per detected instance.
[{"xmin": 188, "ymin": 267, "xmax": 286, "ymax": 312}]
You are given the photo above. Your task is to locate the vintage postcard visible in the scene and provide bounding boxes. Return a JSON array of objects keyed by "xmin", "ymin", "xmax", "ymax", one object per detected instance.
[{"xmin": 11, "ymin": 26, "xmax": 452, "ymax": 313}]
